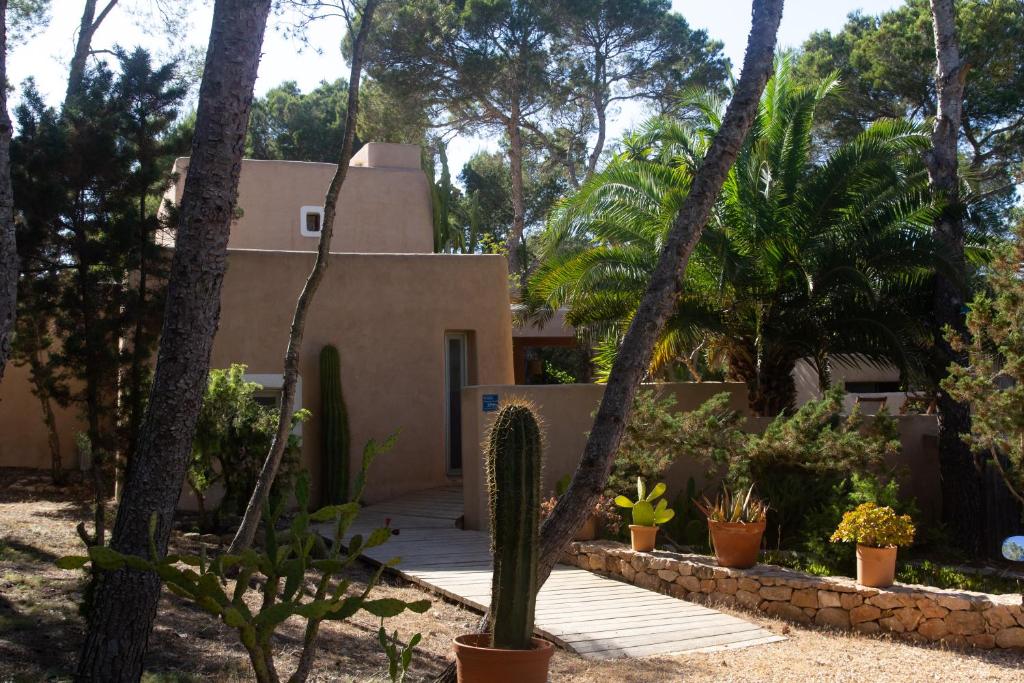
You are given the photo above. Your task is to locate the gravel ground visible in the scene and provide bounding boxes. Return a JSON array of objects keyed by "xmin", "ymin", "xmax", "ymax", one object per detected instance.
[{"xmin": 0, "ymin": 470, "xmax": 1021, "ymax": 682}]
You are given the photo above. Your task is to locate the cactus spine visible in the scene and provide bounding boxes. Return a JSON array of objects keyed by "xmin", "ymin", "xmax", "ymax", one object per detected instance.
[
  {"xmin": 486, "ymin": 400, "xmax": 541, "ymax": 650},
  {"xmin": 320, "ymin": 345, "xmax": 350, "ymax": 503}
]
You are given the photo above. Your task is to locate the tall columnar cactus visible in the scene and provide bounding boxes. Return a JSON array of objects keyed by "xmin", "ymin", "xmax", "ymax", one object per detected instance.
[
  {"xmin": 320, "ymin": 345, "xmax": 350, "ymax": 504},
  {"xmin": 486, "ymin": 400, "xmax": 542, "ymax": 650}
]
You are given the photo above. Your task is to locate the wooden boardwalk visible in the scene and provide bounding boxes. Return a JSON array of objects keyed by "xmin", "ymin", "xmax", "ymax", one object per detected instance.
[{"xmin": 328, "ymin": 487, "xmax": 784, "ymax": 660}]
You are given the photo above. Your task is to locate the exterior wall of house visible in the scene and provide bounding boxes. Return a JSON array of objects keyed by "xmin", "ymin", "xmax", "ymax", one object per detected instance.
[
  {"xmin": 0, "ymin": 362, "xmax": 86, "ymax": 470},
  {"xmin": 163, "ymin": 143, "xmax": 433, "ymax": 254},
  {"xmin": 200, "ymin": 249, "xmax": 514, "ymax": 506},
  {"xmin": 460, "ymin": 383, "xmax": 940, "ymax": 532},
  {"xmin": 460, "ymin": 382, "xmax": 750, "ymax": 531},
  {"xmin": 793, "ymin": 357, "xmax": 907, "ymax": 411}
]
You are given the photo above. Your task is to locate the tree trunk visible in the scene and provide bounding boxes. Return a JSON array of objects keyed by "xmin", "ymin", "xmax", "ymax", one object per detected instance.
[
  {"xmin": 505, "ymin": 114, "xmax": 527, "ymax": 283},
  {"xmin": 0, "ymin": 0, "xmax": 15, "ymax": 382},
  {"xmin": 75, "ymin": 2, "xmax": 272, "ymax": 680},
  {"xmin": 727, "ymin": 344, "xmax": 797, "ymax": 417},
  {"xmin": 26, "ymin": 314, "xmax": 64, "ymax": 483},
  {"xmin": 66, "ymin": 0, "xmax": 119, "ymax": 105},
  {"xmin": 536, "ymin": 0, "xmax": 782, "ymax": 601},
  {"xmin": 926, "ymin": 0, "xmax": 981, "ymax": 557},
  {"xmin": 229, "ymin": 0, "xmax": 380, "ymax": 555},
  {"xmin": 434, "ymin": 2, "xmax": 785, "ymax": 681}
]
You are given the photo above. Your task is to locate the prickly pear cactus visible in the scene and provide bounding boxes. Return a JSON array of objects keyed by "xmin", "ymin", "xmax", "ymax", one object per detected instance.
[{"xmin": 486, "ymin": 400, "xmax": 541, "ymax": 650}]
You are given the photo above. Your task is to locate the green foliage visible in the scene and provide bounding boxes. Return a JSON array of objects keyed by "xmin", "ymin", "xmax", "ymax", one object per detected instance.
[
  {"xmin": 695, "ymin": 485, "xmax": 768, "ymax": 523},
  {"xmin": 614, "ymin": 477, "xmax": 675, "ymax": 527},
  {"xmin": 942, "ymin": 222, "xmax": 1024, "ymax": 506},
  {"xmin": 830, "ymin": 502, "xmax": 916, "ymax": 548},
  {"xmin": 800, "ymin": 473, "xmax": 911, "ymax": 573},
  {"xmin": 607, "ymin": 390, "xmax": 744, "ymax": 495},
  {"xmin": 320, "ymin": 345, "xmax": 350, "ymax": 505},
  {"xmin": 896, "ymin": 561, "xmax": 1022, "ymax": 595},
  {"xmin": 378, "ymin": 622, "xmax": 422, "ymax": 683},
  {"xmin": 247, "ymin": 80, "xmax": 351, "ymax": 162},
  {"xmin": 619, "ymin": 388, "xmax": 904, "ymax": 553},
  {"xmin": 11, "ymin": 49, "xmax": 187, "ymax": 454},
  {"xmin": 661, "ymin": 478, "xmax": 709, "ymax": 549},
  {"xmin": 189, "ymin": 365, "xmax": 310, "ymax": 523},
  {"xmin": 485, "ymin": 400, "xmax": 542, "ymax": 650},
  {"xmin": 59, "ymin": 436, "xmax": 428, "ymax": 683},
  {"xmin": 794, "ymin": 0, "xmax": 1024, "ymax": 234},
  {"xmin": 528, "ymin": 56, "xmax": 942, "ymax": 415}
]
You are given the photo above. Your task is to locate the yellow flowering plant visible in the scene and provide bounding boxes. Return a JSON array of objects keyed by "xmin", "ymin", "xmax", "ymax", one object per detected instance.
[{"xmin": 830, "ymin": 502, "xmax": 915, "ymax": 548}]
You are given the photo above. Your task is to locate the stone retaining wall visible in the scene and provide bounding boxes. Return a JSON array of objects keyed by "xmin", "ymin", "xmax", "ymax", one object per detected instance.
[{"xmin": 564, "ymin": 541, "xmax": 1024, "ymax": 650}]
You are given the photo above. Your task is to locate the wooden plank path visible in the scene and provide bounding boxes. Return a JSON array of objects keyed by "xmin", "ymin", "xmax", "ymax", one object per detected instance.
[{"xmin": 324, "ymin": 487, "xmax": 784, "ymax": 660}]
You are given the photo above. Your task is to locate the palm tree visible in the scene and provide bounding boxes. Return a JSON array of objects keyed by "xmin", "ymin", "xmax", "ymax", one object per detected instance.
[{"xmin": 528, "ymin": 57, "xmax": 947, "ymax": 416}]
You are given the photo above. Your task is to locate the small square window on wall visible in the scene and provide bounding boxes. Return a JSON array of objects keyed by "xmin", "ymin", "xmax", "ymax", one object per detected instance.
[{"xmin": 300, "ymin": 205, "xmax": 324, "ymax": 237}]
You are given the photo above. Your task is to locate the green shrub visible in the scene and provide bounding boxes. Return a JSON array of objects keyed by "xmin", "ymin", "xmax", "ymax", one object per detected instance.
[
  {"xmin": 189, "ymin": 364, "xmax": 310, "ymax": 526},
  {"xmin": 830, "ymin": 502, "xmax": 916, "ymax": 548}
]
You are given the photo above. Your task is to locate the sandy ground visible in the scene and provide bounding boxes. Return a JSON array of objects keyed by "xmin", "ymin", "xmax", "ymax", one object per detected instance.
[{"xmin": 0, "ymin": 471, "xmax": 1021, "ymax": 682}]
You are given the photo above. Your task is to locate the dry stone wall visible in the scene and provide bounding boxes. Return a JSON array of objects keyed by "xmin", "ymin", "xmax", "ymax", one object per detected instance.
[{"xmin": 564, "ymin": 541, "xmax": 1024, "ymax": 650}]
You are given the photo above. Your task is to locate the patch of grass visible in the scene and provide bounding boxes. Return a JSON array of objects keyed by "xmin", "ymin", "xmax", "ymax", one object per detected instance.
[
  {"xmin": 761, "ymin": 550, "xmax": 1022, "ymax": 595},
  {"xmin": 896, "ymin": 561, "xmax": 1022, "ymax": 595}
]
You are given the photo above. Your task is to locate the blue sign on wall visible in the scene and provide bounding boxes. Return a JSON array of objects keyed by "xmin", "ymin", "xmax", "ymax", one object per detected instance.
[{"xmin": 482, "ymin": 394, "xmax": 499, "ymax": 412}]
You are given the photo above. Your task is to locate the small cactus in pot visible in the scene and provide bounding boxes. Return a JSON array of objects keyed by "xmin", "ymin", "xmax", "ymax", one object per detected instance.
[
  {"xmin": 615, "ymin": 477, "xmax": 675, "ymax": 552},
  {"xmin": 453, "ymin": 400, "xmax": 553, "ymax": 682}
]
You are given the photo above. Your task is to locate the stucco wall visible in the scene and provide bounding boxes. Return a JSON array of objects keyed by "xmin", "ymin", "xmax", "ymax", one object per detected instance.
[
  {"xmin": 206, "ymin": 249, "xmax": 514, "ymax": 506},
  {"xmin": 460, "ymin": 382, "xmax": 750, "ymax": 531},
  {"xmin": 165, "ymin": 143, "xmax": 433, "ymax": 254},
  {"xmin": 0, "ymin": 362, "xmax": 85, "ymax": 470},
  {"xmin": 460, "ymin": 384, "xmax": 940, "ymax": 532}
]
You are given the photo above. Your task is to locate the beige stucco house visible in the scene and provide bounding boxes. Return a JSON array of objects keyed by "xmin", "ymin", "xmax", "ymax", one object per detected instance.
[
  {"xmin": 181, "ymin": 143, "xmax": 515, "ymax": 504},
  {"xmin": 0, "ymin": 143, "xmax": 515, "ymax": 506},
  {"xmin": 0, "ymin": 141, "xmax": 941, "ymax": 523}
]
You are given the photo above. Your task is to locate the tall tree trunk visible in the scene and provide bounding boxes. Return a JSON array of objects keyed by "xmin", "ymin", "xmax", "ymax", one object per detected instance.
[
  {"xmin": 537, "ymin": 0, "xmax": 782, "ymax": 599},
  {"xmin": 586, "ymin": 53, "xmax": 608, "ymax": 179},
  {"xmin": 727, "ymin": 344, "xmax": 797, "ymax": 417},
  {"xmin": 75, "ymin": 1, "xmax": 272, "ymax": 679},
  {"xmin": 25, "ymin": 313, "xmax": 63, "ymax": 483},
  {"xmin": 229, "ymin": 0, "xmax": 380, "ymax": 554},
  {"xmin": 926, "ymin": 0, "xmax": 980, "ymax": 556},
  {"xmin": 505, "ymin": 114, "xmax": 527, "ymax": 283},
  {"xmin": 434, "ymin": 3, "xmax": 785, "ymax": 681},
  {"xmin": 66, "ymin": 0, "xmax": 119, "ymax": 104},
  {"xmin": 0, "ymin": 0, "xmax": 15, "ymax": 382}
]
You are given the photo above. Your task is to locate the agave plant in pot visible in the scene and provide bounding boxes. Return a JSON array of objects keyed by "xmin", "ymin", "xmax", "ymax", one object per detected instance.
[
  {"xmin": 614, "ymin": 478, "xmax": 675, "ymax": 552},
  {"xmin": 453, "ymin": 401, "xmax": 553, "ymax": 683},
  {"xmin": 830, "ymin": 502, "xmax": 915, "ymax": 588},
  {"xmin": 695, "ymin": 485, "xmax": 768, "ymax": 569}
]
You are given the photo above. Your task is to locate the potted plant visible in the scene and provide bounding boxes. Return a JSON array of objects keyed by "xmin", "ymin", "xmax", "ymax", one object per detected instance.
[
  {"xmin": 830, "ymin": 502, "xmax": 915, "ymax": 588},
  {"xmin": 453, "ymin": 401, "xmax": 553, "ymax": 683},
  {"xmin": 614, "ymin": 477, "xmax": 675, "ymax": 552},
  {"xmin": 695, "ymin": 485, "xmax": 768, "ymax": 569}
]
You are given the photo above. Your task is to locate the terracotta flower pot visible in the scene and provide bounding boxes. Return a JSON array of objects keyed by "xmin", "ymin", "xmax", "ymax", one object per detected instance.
[
  {"xmin": 453, "ymin": 633, "xmax": 554, "ymax": 683},
  {"xmin": 856, "ymin": 544, "xmax": 897, "ymax": 588},
  {"xmin": 575, "ymin": 515, "xmax": 598, "ymax": 541},
  {"xmin": 629, "ymin": 524, "xmax": 658, "ymax": 552},
  {"xmin": 707, "ymin": 520, "xmax": 765, "ymax": 569}
]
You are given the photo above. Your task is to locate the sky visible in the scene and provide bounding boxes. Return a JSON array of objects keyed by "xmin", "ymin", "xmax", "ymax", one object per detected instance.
[{"xmin": 10, "ymin": 0, "xmax": 906, "ymax": 175}]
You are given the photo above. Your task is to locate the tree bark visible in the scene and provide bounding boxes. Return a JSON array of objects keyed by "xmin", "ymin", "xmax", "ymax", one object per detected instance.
[
  {"xmin": 926, "ymin": 0, "xmax": 981, "ymax": 556},
  {"xmin": 66, "ymin": 0, "xmax": 119, "ymax": 105},
  {"xmin": 505, "ymin": 114, "xmax": 528, "ymax": 284},
  {"xmin": 434, "ymin": 2, "xmax": 786, "ymax": 680},
  {"xmin": 0, "ymin": 0, "xmax": 15, "ymax": 382},
  {"xmin": 75, "ymin": 1, "xmax": 272, "ymax": 680},
  {"xmin": 229, "ymin": 0, "xmax": 380, "ymax": 554},
  {"xmin": 539, "ymin": 0, "xmax": 783, "ymax": 580}
]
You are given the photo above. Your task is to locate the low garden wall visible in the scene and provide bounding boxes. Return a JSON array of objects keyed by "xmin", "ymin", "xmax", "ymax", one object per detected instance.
[{"xmin": 564, "ymin": 540, "xmax": 1024, "ymax": 650}]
